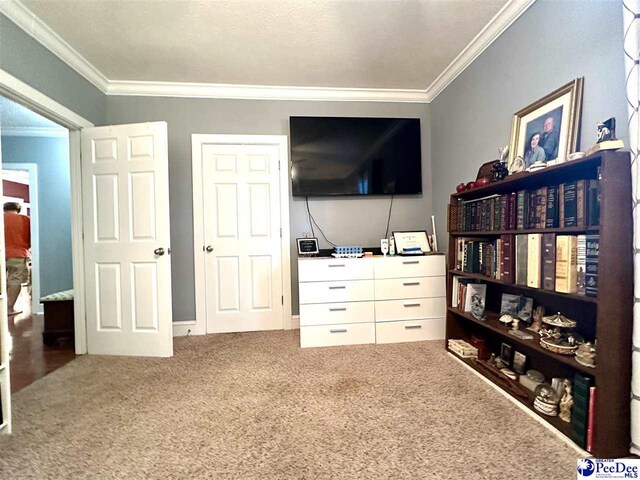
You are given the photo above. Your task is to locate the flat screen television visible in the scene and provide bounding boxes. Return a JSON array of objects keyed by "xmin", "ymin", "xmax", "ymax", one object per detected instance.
[{"xmin": 290, "ymin": 116, "xmax": 422, "ymax": 196}]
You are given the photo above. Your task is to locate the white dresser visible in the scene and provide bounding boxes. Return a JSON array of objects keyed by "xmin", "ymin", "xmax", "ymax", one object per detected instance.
[{"xmin": 298, "ymin": 255, "xmax": 446, "ymax": 348}]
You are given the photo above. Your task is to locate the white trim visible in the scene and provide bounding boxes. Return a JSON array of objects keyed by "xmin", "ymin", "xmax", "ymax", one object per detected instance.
[
  {"xmin": 2, "ymin": 0, "xmax": 533, "ymax": 104},
  {"xmin": 108, "ymin": 81, "xmax": 428, "ymax": 103},
  {"xmin": 448, "ymin": 353, "xmax": 589, "ymax": 457},
  {"xmin": 2, "ymin": 163, "xmax": 42, "ymax": 315},
  {"xmin": 424, "ymin": 0, "xmax": 536, "ymax": 102},
  {"xmin": 0, "ymin": 70, "xmax": 93, "ymax": 355},
  {"xmin": 0, "ymin": 0, "xmax": 109, "ymax": 92},
  {"xmin": 173, "ymin": 320, "xmax": 197, "ymax": 337},
  {"xmin": 191, "ymin": 134, "xmax": 293, "ymax": 335},
  {"xmin": 1, "ymin": 126, "xmax": 68, "ymax": 138},
  {"xmin": 0, "ymin": 70, "xmax": 93, "ymax": 129},
  {"xmin": 291, "ymin": 314, "xmax": 300, "ymax": 330}
]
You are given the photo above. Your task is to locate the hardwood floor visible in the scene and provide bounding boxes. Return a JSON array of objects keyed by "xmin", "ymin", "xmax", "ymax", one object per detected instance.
[{"xmin": 8, "ymin": 289, "xmax": 76, "ymax": 393}]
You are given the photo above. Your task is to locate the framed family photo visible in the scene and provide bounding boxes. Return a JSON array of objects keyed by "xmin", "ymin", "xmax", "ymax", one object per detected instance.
[{"xmin": 508, "ymin": 77, "xmax": 584, "ymax": 173}]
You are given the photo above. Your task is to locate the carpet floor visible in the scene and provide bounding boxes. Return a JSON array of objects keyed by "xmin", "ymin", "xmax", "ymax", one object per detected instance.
[{"xmin": 0, "ymin": 331, "xmax": 578, "ymax": 479}]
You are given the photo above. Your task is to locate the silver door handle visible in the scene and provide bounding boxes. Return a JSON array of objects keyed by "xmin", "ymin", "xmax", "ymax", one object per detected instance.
[
  {"xmin": 329, "ymin": 286, "xmax": 346, "ymax": 290},
  {"xmin": 405, "ymin": 324, "xmax": 422, "ymax": 329},
  {"xmin": 403, "ymin": 282, "xmax": 420, "ymax": 286},
  {"xmin": 154, "ymin": 247, "xmax": 165, "ymax": 256},
  {"xmin": 403, "ymin": 260, "xmax": 420, "ymax": 264},
  {"xmin": 403, "ymin": 303, "xmax": 421, "ymax": 307},
  {"xmin": 330, "ymin": 328, "xmax": 347, "ymax": 333},
  {"xmin": 329, "ymin": 307, "xmax": 347, "ymax": 311},
  {"xmin": 205, "ymin": 245, "xmax": 213, "ymax": 253}
]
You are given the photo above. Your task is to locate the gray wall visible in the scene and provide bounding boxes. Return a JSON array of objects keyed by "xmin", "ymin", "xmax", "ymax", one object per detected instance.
[
  {"xmin": 1, "ymin": 135, "xmax": 73, "ymax": 297},
  {"xmin": 430, "ymin": 0, "xmax": 628, "ymax": 253},
  {"xmin": 105, "ymin": 97, "xmax": 431, "ymax": 318},
  {"xmin": 0, "ymin": 14, "xmax": 106, "ymax": 125}
]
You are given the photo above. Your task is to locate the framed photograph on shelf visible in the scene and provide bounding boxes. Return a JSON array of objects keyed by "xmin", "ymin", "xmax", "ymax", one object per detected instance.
[
  {"xmin": 393, "ymin": 230, "xmax": 431, "ymax": 255},
  {"xmin": 296, "ymin": 237, "xmax": 319, "ymax": 256},
  {"xmin": 513, "ymin": 351, "xmax": 527, "ymax": 375},
  {"xmin": 508, "ymin": 77, "xmax": 584, "ymax": 173},
  {"xmin": 500, "ymin": 342, "xmax": 513, "ymax": 366}
]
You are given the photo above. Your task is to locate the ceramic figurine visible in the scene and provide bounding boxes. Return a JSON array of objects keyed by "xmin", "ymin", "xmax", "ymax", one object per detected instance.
[
  {"xmin": 597, "ymin": 117, "xmax": 616, "ymax": 143},
  {"xmin": 559, "ymin": 379, "xmax": 574, "ymax": 423},
  {"xmin": 527, "ymin": 306, "xmax": 545, "ymax": 333},
  {"xmin": 511, "ymin": 316, "xmax": 520, "ymax": 331}
]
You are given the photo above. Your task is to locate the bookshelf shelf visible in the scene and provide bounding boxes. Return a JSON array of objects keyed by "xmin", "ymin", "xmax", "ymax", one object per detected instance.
[
  {"xmin": 448, "ymin": 270, "xmax": 598, "ymax": 303},
  {"xmin": 448, "ymin": 307, "xmax": 596, "ymax": 375},
  {"xmin": 446, "ymin": 150, "xmax": 632, "ymax": 458}
]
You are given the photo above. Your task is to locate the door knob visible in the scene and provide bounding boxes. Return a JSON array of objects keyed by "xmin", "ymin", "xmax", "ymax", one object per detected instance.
[
  {"xmin": 154, "ymin": 247, "xmax": 165, "ymax": 256},
  {"xmin": 205, "ymin": 245, "xmax": 214, "ymax": 253}
]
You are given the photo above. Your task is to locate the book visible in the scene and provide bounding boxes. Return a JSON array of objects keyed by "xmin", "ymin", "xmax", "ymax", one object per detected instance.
[
  {"xmin": 508, "ymin": 193, "xmax": 517, "ymax": 230},
  {"xmin": 587, "ymin": 386, "xmax": 596, "ymax": 452},
  {"xmin": 558, "ymin": 183, "xmax": 565, "ymax": 227},
  {"xmin": 555, "ymin": 235, "xmax": 578, "ymax": 293},
  {"xmin": 496, "ymin": 237, "xmax": 502, "ymax": 279},
  {"xmin": 576, "ymin": 180, "xmax": 586, "ymax": 227},
  {"xmin": 542, "ymin": 233, "xmax": 556, "ymax": 291},
  {"xmin": 539, "ymin": 186, "xmax": 547, "ymax": 229},
  {"xmin": 515, "ymin": 234, "xmax": 528, "ymax": 286},
  {"xmin": 576, "ymin": 235, "xmax": 586, "ymax": 295},
  {"xmin": 586, "ymin": 234, "xmax": 599, "ymax": 297},
  {"xmin": 585, "ymin": 138, "xmax": 625, "ymax": 155},
  {"xmin": 587, "ymin": 179, "xmax": 600, "ymax": 226},
  {"xmin": 563, "ymin": 181, "xmax": 578, "ymax": 227},
  {"xmin": 527, "ymin": 234, "xmax": 542, "ymax": 288},
  {"xmin": 464, "ymin": 283, "xmax": 487, "ymax": 313},
  {"xmin": 500, "ymin": 234, "xmax": 515, "ymax": 284},
  {"xmin": 545, "ymin": 185, "xmax": 558, "ymax": 228},
  {"xmin": 516, "ymin": 190, "xmax": 526, "ymax": 230}
]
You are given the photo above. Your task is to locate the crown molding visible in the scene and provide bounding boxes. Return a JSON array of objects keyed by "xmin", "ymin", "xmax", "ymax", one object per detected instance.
[
  {"xmin": 0, "ymin": 0, "xmax": 109, "ymax": 92},
  {"xmin": 107, "ymin": 81, "xmax": 429, "ymax": 103},
  {"xmin": 1, "ymin": 126, "xmax": 68, "ymax": 137},
  {"xmin": 424, "ymin": 0, "xmax": 536, "ymax": 102}
]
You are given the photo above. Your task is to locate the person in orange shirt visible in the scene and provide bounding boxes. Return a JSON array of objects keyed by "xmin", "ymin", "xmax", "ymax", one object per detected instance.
[{"xmin": 4, "ymin": 202, "xmax": 30, "ymax": 315}]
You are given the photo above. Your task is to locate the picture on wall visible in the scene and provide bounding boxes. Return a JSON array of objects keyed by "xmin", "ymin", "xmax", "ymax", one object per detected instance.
[{"xmin": 508, "ymin": 77, "xmax": 584, "ymax": 173}]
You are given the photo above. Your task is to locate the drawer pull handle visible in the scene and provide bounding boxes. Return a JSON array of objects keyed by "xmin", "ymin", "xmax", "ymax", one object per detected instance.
[
  {"xmin": 403, "ymin": 260, "xmax": 420, "ymax": 265},
  {"xmin": 403, "ymin": 282, "xmax": 420, "ymax": 286},
  {"xmin": 403, "ymin": 303, "xmax": 421, "ymax": 307},
  {"xmin": 330, "ymin": 328, "xmax": 347, "ymax": 333},
  {"xmin": 329, "ymin": 286, "xmax": 346, "ymax": 290},
  {"xmin": 329, "ymin": 264, "xmax": 346, "ymax": 267},
  {"xmin": 329, "ymin": 307, "xmax": 347, "ymax": 311},
  {"xmin": 405, "ymin": 324, "xmax": 422, "ymax": 329}
]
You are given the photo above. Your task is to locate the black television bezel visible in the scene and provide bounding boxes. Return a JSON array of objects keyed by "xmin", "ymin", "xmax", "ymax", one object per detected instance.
[{"xmin": 289, "ymin": 116, "xmax": 422, "ymax": 197}]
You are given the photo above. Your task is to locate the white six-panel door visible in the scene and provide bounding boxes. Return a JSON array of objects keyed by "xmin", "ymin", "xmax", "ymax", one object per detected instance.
[
  {"xmin": 201, "ymin": 143, "xmax": 284, "ymax": 333},
  {"xmin": 81, "ymin": 122, "xmax": 173, "ymax": 357}
]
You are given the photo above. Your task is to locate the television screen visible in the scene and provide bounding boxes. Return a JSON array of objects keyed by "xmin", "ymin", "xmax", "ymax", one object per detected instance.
[{"xmin": 290, "ymin": 117, "xmax": 422, "ymax": 196}]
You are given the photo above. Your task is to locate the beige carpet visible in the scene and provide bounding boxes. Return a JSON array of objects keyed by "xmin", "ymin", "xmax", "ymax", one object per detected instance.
[{"xmin": 0, "ymin": 331, "xmax": 578, "ymax": 479}]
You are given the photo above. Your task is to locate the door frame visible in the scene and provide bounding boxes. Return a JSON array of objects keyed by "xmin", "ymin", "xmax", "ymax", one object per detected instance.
[
  {"xmin": 0, "ymin": 69, "xmax": 93, "ymax": 354},
  {"xmin": 2, "ymin": 163, "xmax": 42, "ymax": 315},
  {"xmin": 189, "ymin": 134, "xmax": 292, "ymax": 336}
]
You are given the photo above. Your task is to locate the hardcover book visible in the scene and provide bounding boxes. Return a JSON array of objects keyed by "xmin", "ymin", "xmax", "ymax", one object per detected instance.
[
  {"xmin": 539, "ymin": 186, "xmax": 547, "ymax": 229},
  {"xmin": 545, "ymin": 185, "xmax": 558, "ymax": 228},
  {"xmin": 576, "ymin": 180, "xmax": 586, "ymax": 228},
  {"xmin": 586, "ymin": 234, "xmax": 599, "ymax": 297},
  {"xmin": 464, "ymin": 283, "xmax": 487, "ymax": 313},
  {"xmin": 542, "ymin": 233, "xmax": 556, "ymax": 291},
  {"xmin": 508, "ymin": 193, "xmax": 517, "ymax": 230},
  {"xmin": 563, "ymin": 181, "xmax": 578, "ymax": 227},
  {"xmin": 555, "ymin": 235, "xmax": 578, "ymax": 293},
  {"xmin": 527, "ymin": 234, "xmax": 542, "ymax": 288},
  {"xmin": 515, "ymin": 235, "xmax": 528, "ymax": 286},
  {"xmin": 587, "ymin": 179, "xmax": 600, "ymax": 226},
  {"xmin": 577, "ymin": 235, "xmax": 586, "ymax": 295},
  {"xmin": 500, "ymin": 234, "xmax": 515, "ymax": 284},
  {"xmin": 558, "ymin": 183, "xmax": 565, "ymax": 227},
  {"xmin": 516, "ymin": 191, "xmax": 526, "ymax": 230}
]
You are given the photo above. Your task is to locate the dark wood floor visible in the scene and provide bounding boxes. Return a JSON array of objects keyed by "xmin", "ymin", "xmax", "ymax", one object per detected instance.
[{"xmin": 8, "ymin": 290, "xmax": 76, "ymax": 393}]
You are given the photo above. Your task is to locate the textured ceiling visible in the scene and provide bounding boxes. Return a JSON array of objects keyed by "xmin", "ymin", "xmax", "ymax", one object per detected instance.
[
  {"xmin": 0, "ymin": 96, "xmax": 64, "ymax": 130},
  {"xmin": 20, "ymin": 0, "xmax": 507, "ymax": 89}
]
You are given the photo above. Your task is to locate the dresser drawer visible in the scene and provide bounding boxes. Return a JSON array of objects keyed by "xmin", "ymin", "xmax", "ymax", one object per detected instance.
[
  {"xmin": 300, "ymin": 322, "xmax": 375, "ymax": 348},
  {"xmin": 374, "ymin": 276, "xmax": 445, "ymax": 301},
  {"xmin": 374, "ymin": 255, "xmax": 445, "ymax": 279},
  {"xmin": 300, "ymin": 301, "xmax": 374, "ymax": 326},
  {"xmin": 375, "ymin": 297, "xmax": 445, "ymax": 322},
  {"xmin": 299, "ymin": 280, "xmax": 374, "ymax": 304},
  {"xmin": 375, "ymin": 318, "xmax": 445, "ymax": 344},
  {"xmin": 298, "ymin": 258, "xmax": 373, "ymax": 282}
]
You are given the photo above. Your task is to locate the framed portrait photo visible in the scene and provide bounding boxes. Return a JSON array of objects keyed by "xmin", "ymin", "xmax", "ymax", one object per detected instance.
[{"xmin": 508, "ymin": 77, "xmax": 584, "ymax": 173}]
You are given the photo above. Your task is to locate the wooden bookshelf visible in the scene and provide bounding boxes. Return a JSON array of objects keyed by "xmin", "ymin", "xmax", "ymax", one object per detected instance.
[{"xmin": 446, "ymin": 150, "xmax": 632, "ymax": 458}]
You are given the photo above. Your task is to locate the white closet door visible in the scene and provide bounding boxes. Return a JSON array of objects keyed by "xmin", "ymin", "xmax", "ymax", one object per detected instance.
[
  {"xmin": 202, "ymin": 143, "xmax": 283, "ymax": 333},
  {"xmin": 81, "ymin": 122, "xmax": 173, "ymax": 357}
]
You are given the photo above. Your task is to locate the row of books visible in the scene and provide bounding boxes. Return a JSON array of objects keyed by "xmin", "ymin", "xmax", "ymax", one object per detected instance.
[
  {"xmin": 572, "ymin": 373, "xmax": 596, "ymax": 452},
  {"xmin": 449, "ymin": 179, "xmax": 600, "ymax": 232},
  {"xmin": 454, "ymin": 234, "xmax": 599, "ymax": 296}
]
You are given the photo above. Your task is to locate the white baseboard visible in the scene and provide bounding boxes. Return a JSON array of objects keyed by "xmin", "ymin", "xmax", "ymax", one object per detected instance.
[
  {"xmin": 173, "ymin": 320, "xmax": 203, "ymax": 337},
  {"xmin": 291, "ymin": 315, "xmax": 300, "ymax": 329}
]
